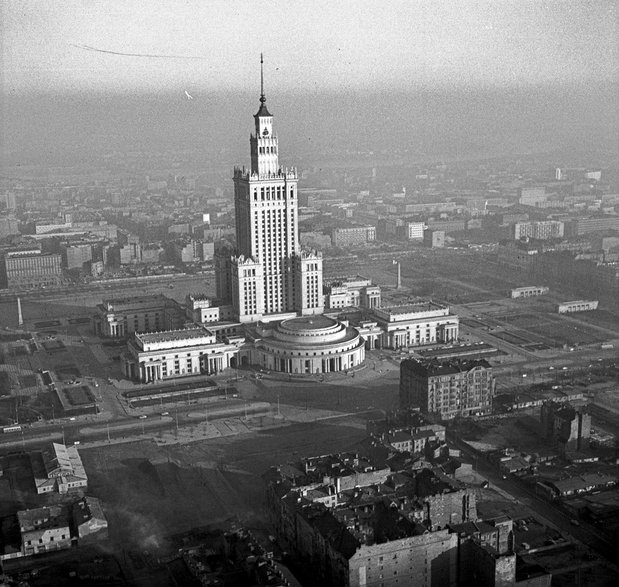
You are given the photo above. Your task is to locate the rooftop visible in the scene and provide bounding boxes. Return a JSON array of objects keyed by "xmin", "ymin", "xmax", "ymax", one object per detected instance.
[
  {"xmin": 401, "ymin": 358, "xmax": 492, "ymax": 378},
  {"xmin": 379, "ymin": 302, "xmax": 444, "ymax": 315},
  {"xmin": 280, "ymin": 315, "xmax": 337, "ymax": 332},
  {"xmin": 136, "ymin": 326, "xmax": 212, "ymax": 344}
]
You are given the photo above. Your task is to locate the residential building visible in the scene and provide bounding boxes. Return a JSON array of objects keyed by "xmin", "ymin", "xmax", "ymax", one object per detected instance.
[
  {"xmin": 424, "ymin": 230, "xmax": 445, "ymax": 248},
  {"xmin": 399, "ymin": 359, "xmax": 495, "ymax": 419},
  {"xmin": 17, "ymin": 506, "xmax": 71, "ymax": 556},
  {"xmin": 63, "ymin": 243, "xmax": 93, "ymax": 270},
  {"xmin": 265, "ymin": 455, "xmax": 480, "ymax": 587},
  {"xmin": 513, "ymin": 221, "xmax": 564, "ymax": 240},
  {"xmin": 332, "ymin": 225, "xmax": 376, "ymax": 247},
  {"xmin": 72, "ymin": 497, "xmax": 108, "ymax": 541},
  {"xmin": 565, "ymin": 216, "xmax": 619, "ymax": 236},
  {"xmin": 540, "ymin": 402, "xmax": 591, "ymax": 451},
  {"xmin": 426, "ymin": 219, "xmax": 465, "ymax": 234},
  {"xmin": 518, "ymin": 186, "xmax": 547, "ymax": 206}
]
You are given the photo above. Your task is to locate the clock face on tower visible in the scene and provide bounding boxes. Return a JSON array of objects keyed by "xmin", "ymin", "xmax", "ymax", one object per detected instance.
[{"xmin": 263, "ymin": 128, "xmax": 269, "ymax": 136}]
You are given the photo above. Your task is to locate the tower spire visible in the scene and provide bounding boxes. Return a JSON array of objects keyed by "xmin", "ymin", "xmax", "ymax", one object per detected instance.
[{"xmin": 260, "ymin": 53, "xmax": 266, "ymax": 104}]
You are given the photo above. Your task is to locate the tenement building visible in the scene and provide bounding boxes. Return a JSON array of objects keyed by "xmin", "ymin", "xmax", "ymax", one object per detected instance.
[
  {"xmin": 264, "ymin": 453, "xmax": 518, "ymax": 586},
  {"xmin": 399, "ymin": 359, "xmax": 494, "ymax": 419}
]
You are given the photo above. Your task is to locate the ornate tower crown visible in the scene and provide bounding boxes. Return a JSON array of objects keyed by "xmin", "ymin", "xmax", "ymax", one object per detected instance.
[{"xmin": 251, "ymin": 53, "xmax": 277, "ymax": 176}]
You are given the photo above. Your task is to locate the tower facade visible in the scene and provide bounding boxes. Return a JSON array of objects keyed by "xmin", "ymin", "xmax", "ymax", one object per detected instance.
[{"xmin": 220, "ymin": 56, "xmax": 323, "ymax": 322}]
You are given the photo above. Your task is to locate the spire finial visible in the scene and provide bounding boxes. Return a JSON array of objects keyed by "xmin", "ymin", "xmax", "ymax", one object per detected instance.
[{"xmin": 260, "ymin": 53, "xmax": 266, "ymax": 104}]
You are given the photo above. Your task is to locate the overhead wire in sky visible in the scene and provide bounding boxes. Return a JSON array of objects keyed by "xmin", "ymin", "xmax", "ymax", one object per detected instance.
[{"xmin": 70, "ymin": 43, "xmax": 208, "ymax": 60}]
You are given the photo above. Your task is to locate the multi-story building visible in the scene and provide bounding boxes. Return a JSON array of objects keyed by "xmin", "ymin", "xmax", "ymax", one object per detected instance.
[
  {"xmin": 0, "ymin": 216, "xmax": 19, "ymax": 239},
  {"xmin": 424, "ymin": 229, "xmax": 445, "ymax": 248},
  {"xmin": 557, "ymin": 300, "xmax": 598, "ymax": 313},
  {"xmin": 372, "ymin": 302, "xmax": 459, "ymax": 349},
  {"xmin": 540, "ymin": 402, "xmax": 591, "ymax": 452},
  {"xmin": 63, "ymin": 243, "xmax": 93, "ymax": 270},
  {"xmin": 399, "ymin": 359, "xmax": 494, "ymax": 419},
  {"xmin": 94, "ymin": 294, "xmax": 184, "ymax": 337},
  {"xmin": 497, "ymin": 240, "xmax": 539, "ymax": 269},
  {"xmin": 217, "ymin": 60, "xmax": 323, "ymax": 323},
  {"xmin": 332, "ymin": 225, "xmax": 376, "ymax": 247},
  {"xmin": 513, "ymin": 220, "xmax": 564, "ymax": 240},
  {"xmin": 425, "ymin": 219, "xmax": 465, "ymax": 234},
  {"xmin": 265, "ymin": 455, "xmax": 480, "ymax": 587},
  {"xmin": 518, "ymin": 186, "xmax": 547, "ymax": 206},
  {"xmin": 17, "ymin": 506, "xmax": 71, "ymax": 557},
  {"xmin": 402, "ymin": 221, "xmax": 425, "ymax": 241},
  {"xmin": 564, "ymin": 216, "xmax": 619, "ymax": 236},
  {"xmin": 323, "ymin": 276, "xmax": 381, "ymax": 310},
  {"xmin": 1, "ymin": 249, "xmax": 63, "ymax": 289},
  {"xmin": 510, "ymin": 285, "xmax": 549, "ymax": 298}
]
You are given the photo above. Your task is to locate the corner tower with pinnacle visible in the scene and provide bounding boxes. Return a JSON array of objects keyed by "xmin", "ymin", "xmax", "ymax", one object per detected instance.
[{"xmin": 218, "ymin": 55, "xmax": 323, "ymax": 322}]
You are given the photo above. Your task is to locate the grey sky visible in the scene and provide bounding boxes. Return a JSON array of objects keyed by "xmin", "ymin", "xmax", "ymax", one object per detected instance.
[{"xmin": 2, "ymin": 0, "xmax": 617, "ymax": 94}]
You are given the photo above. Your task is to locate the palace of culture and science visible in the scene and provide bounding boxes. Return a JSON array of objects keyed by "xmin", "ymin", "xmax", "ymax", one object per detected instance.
[
  {"xmin": 216, "ymin": 56, "xmax": 324, "ymax": 321},
  {"xmin": 115, "ymin": 58, "xmax": 459, "ymax": 383}
]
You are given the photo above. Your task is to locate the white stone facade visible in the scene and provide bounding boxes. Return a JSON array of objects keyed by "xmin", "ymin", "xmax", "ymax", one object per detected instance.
[{"xmin": 372, "ymin": 302, "xmax": 459, "ymax": 349}]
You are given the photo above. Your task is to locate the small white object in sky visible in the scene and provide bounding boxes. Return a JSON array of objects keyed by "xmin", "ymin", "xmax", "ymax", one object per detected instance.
[{"xmin": 184, "ymin": 90, "xmax": 194, "ymax": 100}]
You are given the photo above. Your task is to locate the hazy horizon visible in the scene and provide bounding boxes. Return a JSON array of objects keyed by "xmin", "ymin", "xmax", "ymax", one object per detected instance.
[
  {"xmin": 2, "ymin": 82, "xmax": 617, "ymax": 171},
  {"xmin": 2, "ymin": 1, "xmax": 617, "ymax": 171}
]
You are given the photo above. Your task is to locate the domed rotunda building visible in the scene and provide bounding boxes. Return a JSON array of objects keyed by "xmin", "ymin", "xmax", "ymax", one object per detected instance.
[{"xmin": 249, "ymin": 315, "xmax": 365, "ymax": 374}]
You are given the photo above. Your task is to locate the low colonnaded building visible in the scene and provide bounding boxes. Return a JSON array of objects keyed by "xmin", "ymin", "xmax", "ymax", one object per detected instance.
[
  {"xmin": 557, "ymin": 300, "xmax": 598, "ymax": 313},
  {"xmin": 247, "ymin": 315, "xmax": 365, "ymax": 374},
  {"xmin": 371, "ymin": 302, "xmax": 459, "ymax": 349},
  {"xmin": 123, "ymin": 325, "xmax": 241, "ymax": 383},
  {"xmin": 510, "ymin": 285, "xmax": 549, "ymax": 298}
]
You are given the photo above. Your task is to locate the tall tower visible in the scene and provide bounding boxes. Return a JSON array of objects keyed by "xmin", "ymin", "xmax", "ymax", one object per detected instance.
[{"xmin": 227, "ymin": 55, "xmax": 323, "ymax": 321}]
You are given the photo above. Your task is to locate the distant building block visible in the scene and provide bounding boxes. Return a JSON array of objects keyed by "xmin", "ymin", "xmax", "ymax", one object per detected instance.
[{"xmin": 557, "ymin": 300, "xmax": 598, "ymax": 313}]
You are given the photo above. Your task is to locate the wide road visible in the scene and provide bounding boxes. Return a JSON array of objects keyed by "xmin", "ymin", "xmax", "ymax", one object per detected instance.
[{"xmin": 0, "ymin": 398, "xmax": 266, "ymax": 450}]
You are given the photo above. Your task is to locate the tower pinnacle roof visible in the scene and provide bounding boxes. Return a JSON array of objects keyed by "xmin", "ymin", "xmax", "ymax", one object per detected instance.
[{"xmin": 256, "ymin": 53, "xmax": 272, "ymax": 117}]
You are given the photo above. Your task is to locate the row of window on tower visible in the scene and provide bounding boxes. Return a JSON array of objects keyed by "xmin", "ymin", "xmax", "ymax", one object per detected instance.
[
  {"xmin": 258, "ymin": 146, "xmax": 276, "ymax": 154},
  {"xmin": 253, "ymin": 186, "xmax": 294, "ymax": 201}
]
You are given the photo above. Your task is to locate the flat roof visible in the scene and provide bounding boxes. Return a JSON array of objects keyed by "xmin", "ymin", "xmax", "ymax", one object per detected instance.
[
  {"xmin": 381, "ymin": 302, "xmax": 441, "ymax": 314},
  {"xmin": 281, "ymin": 315, "xmax": 337, "ymax": 331},
  {"xmin": 136, "ymin": 327, "xmax": 211, "ymax": 344}
]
